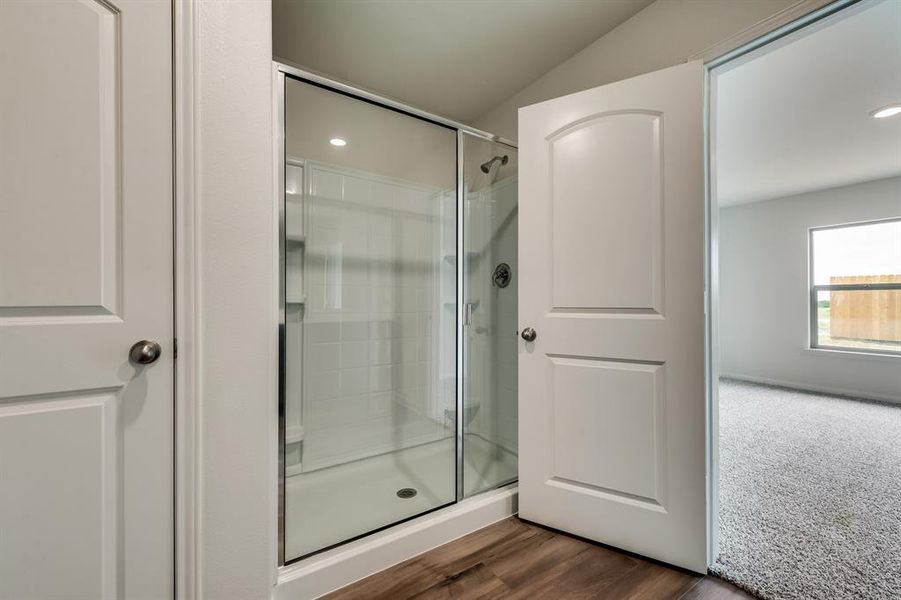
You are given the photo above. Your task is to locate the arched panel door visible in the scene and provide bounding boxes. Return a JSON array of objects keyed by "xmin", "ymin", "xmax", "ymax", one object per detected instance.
[{"xmin": 518, "ymin": 61, "xmax": 707, "ymax": 572}]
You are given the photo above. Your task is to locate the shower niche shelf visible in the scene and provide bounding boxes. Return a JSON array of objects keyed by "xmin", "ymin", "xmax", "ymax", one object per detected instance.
[{"xmin": 286, "ymin": 425, "xmax": 305, "ymax": 444}]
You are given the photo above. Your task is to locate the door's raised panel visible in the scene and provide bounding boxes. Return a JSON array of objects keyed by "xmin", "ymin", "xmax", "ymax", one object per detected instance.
[
  {"xmin": 548, "ymin": 355, "xmax": 665, "ymax": 507},
  {"xmin": 547, "ymin": 111, "xmax": 663, "ymax": 314},
  {"xmin": 0, "ymin": 389, "xmax": 120, "ymax": 599},
  {"xmin": 0, "ymin": 0, "xmax": 120, "ymax": 316}
]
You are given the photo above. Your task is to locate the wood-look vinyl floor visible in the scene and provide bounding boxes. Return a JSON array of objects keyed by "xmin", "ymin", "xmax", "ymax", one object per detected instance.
[{"xmin": 323, "ymin": 517, "xmax": 754, "ymax": 599}]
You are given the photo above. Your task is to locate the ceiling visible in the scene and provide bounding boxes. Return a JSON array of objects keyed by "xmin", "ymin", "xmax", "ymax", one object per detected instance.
[
  {"xmin": 273, "ymin": 0, "xmax": 653, "ymax": 127},
  {"xmin": 715, "ymin": 0, "xmax": 901, "ymax": 206}
]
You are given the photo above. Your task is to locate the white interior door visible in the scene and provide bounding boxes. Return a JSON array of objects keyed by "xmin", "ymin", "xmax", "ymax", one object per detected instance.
[
  {"xmin": 0, "ymin": 1, "xmax": 173, "ymax": 598},
  {"xmin": 518, "ymin": 61, "xmax": 707, "ymax": 572}
]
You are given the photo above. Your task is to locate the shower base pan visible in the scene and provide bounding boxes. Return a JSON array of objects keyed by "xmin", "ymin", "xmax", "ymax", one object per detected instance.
[
  {"xmin": 284, "ymin": 435, "xmax": 517, "ymax": 559},
  {"xmin": 277, "ymin": 437, "xmax": 517, "ymax": 599}
]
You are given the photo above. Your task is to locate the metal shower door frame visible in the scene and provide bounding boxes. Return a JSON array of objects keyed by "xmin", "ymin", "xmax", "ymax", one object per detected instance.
[{"xmin": 275, "ymin": 61, "xmax": 517, "ymax": 567}]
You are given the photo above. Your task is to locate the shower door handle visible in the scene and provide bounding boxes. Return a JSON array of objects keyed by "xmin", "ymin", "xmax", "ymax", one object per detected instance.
[
  {"xmin": 521, "ymin": 327, "xmax": 537, "ymax": 342},
  {"xmin": 463, "ymin": 302, "xmax": 475, "ymax": 326}
]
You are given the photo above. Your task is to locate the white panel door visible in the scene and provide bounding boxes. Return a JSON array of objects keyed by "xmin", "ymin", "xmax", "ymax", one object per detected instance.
[
  {"xmin": 0, "ymin": 1, "xmax": 173, "ymax": 598},
  {"xmin": 518, "ymin": 61, "xmax": 707, "ymax": 572}
]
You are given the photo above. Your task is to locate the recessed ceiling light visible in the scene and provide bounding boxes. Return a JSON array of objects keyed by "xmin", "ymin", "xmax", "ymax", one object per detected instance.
[
  {"xmin": 329, "ymin": 137, "xmax": 347, "ymax": 147},
  {"xmin": 870, "ymin": 104, "xmax": 901, "ymax": 119}
]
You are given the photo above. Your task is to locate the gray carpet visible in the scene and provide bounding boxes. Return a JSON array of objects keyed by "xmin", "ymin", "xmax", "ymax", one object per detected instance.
[{"xmin": 711, "ymin": 379, "xmax": 901, "ymax": 600}]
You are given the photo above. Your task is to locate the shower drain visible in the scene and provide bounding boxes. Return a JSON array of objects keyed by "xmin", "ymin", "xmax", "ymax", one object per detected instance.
[{"xmin": 396, "ymin": 487, "xmax": 418, "ymax": 499}]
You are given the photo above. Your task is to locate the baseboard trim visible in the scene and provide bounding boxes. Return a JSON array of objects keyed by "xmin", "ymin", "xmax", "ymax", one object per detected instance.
[
  {"xmin": 719, "ymin": 373, "xmax": 901, "ymax": 405},
  {"xmin": 274, "ymin": 485, "xmax": 518, "ymax": 599}
]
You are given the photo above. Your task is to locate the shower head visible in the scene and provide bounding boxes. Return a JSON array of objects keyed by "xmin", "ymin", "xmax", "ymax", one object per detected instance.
[{"xmin": 480, "ymin": 155, "xmax": 509, "ymax": 174}]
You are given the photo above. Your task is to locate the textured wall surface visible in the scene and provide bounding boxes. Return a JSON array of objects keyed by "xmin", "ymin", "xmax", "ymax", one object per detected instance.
[{"xmin": 195, "ymin": 1, "xmax": 275, "ymax": 598}]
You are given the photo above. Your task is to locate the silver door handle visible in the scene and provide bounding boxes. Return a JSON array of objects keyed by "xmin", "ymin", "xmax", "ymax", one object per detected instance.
[
  {"xmin": 521, "ymin": 327, "xmax": 537, "ymax": 342},
  {"xmin": 129, "ymin": 340, "xmax": 162, "ymax": 365}
]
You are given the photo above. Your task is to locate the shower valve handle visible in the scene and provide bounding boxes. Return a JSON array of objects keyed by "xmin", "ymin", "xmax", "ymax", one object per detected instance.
[{"xmin": 521, "ymin": 327, "xmax": 537, "ymax": 342}]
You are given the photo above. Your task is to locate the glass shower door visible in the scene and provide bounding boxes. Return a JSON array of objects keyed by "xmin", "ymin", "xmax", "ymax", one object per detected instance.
[
  {"xmin": 461, "ymin": 132, "xmax": 519, "ymax": 497},
  {"xmin": 282, "ymin": 77, "xmax": 457, "ymax": 561}
]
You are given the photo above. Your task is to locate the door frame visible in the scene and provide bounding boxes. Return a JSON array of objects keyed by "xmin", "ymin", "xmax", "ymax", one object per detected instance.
[
  {"xmin": 702, "ymin": 0, "xmax": 863, "ymax": 566},
  {"xmin": 173, "ymin": 1, "xmax": 199, "ymax": 597},
  {"xmin": 172, "ymin": 0, "xmax": 279, "ymax": 598},
  {"xmin": 167, "ymin": 0, "xmax": 865, "ymax": 596}
]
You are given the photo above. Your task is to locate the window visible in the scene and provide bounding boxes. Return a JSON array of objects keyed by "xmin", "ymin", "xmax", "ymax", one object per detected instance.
[{"xmin": 809, "ymin": 218, "xmax": 901, "ymax": 355}]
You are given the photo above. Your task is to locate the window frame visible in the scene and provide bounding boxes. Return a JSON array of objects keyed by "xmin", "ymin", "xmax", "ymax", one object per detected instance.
[{"xmin": 808, "ymin": 217, "xmax": 901, "ymax": 357}]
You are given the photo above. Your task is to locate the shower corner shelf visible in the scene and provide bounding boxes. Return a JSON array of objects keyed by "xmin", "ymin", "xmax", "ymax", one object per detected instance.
[
  {"xmin": 286, "ymin": 294, "xmax": 306, "ymax": 305},
  {"xmin": 286, "ymin": 234, "xmax": 306, "ymax": 244},
  {"xmin": 286, "ymin": 425, "xmax": 305, "ymax": 444}
]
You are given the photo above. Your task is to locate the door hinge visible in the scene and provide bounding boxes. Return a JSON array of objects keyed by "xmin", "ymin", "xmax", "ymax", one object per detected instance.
[{"xmin": 173, "ymin": 337, "xmax": 178, "ymax": 360}]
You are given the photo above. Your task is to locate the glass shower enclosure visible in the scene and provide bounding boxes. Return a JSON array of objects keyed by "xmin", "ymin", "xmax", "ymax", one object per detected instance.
[
  {"xmin": 461, "ymin": 133, "xmax": 519, "ymax": 497},
  {"xmin": 279, "ymin": 69, "xmax": 518, "ymax": 563}
]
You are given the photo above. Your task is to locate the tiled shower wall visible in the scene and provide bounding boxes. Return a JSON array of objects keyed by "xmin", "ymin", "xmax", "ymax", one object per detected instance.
[{"xmin": 292, "ymin": 164, "xmax": 455, "ymax": 471}]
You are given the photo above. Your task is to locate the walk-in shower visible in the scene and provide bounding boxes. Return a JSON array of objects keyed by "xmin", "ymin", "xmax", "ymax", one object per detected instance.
[{"xmin": 278, "ymin": 69, "xmax": 518, "ymax": 564}]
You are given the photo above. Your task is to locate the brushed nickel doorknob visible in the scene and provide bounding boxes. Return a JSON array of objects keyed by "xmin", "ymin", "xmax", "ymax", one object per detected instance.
[
  {"xmin": 521, "ymin": 327, "xmax": 537, "ymax": 342},
  {"xmin": 129, "ymin": 340, "xmax": 162, "ymax": 365}
]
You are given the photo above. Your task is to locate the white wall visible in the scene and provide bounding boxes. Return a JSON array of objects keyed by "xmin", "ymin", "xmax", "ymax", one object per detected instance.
[
  {"xmin": 193, "ymin": 1, "xmax": 275, "ymax": 598},
  {"xmin": 719, "ymin": 176, "xmax": 901, "ymax": 402},
  {"xmin": 474, "ymin": 0, "xmax": 804, "ymax": 141}
]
